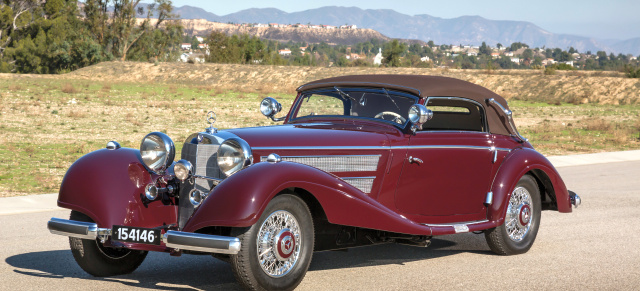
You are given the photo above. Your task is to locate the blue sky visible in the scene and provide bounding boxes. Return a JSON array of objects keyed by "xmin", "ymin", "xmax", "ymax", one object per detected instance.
[{"xmin": 169, "ymin": 0, "xmax": 640, "ymax": 40}]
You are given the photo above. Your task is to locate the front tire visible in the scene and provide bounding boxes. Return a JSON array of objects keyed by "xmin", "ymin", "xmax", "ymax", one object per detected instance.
[
  {"xmin": 68, "ymin": 211, "xmax": 148, "ymax": 276},
  {"xmin": 485, "ymin": 174, "xmax": 541, "ymax": 255},
  {"xmin": 230, "ymin": 194, "xmax": 314, "ymax": 291}
]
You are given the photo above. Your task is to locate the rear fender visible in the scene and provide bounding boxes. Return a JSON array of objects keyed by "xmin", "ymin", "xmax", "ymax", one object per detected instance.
[
  {"xmin": 182, "ymin": 162, "xmax": 432, "ymax": 236},
  {"xmin": 488, "ymin": 148, "xmax": 571, "ymax": 224},
  {"xmin": 57, "ymin": 148, "xmax": 178, "ymax": 228}
]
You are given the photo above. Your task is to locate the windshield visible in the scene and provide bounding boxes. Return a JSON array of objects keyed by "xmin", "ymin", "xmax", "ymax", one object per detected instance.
[{"xmin": 292, "ymin": 88, "xmax": 418, "ymax": 126}]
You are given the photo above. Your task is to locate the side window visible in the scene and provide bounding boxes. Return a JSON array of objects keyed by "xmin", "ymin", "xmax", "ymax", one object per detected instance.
[{"xmin": 421, "ymin": 97, "xmax": 486, "ymax": 132}]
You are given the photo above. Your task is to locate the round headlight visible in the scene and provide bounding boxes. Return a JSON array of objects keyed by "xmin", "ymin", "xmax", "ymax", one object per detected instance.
[
  {"xmin": 140, "ymin": 132, "xmax": 175, "ymax": 174},
  {"xmin": 174, "ymin": 160, "xmax": 192, "ymax": 181},
  {"xmin": 408, "ymin": 104, "xmax": 433, "ymax": 125},
  {"xmin": 260, "ymin": 97, "xmax": 282, "ymax": 117},
  {"xmin": 217, "ymin": 138, "xmax": 252, "ymax": 177}
]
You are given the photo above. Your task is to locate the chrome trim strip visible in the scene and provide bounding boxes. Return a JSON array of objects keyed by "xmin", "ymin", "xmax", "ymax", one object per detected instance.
[
  {"xmin": 398, "ymin": 145, "xmax": 511, "ymax": 152},
  {"xmin": 253, "ymin": 146, "xmax": 389, "ymax": 151},
  {"xmin": 47, "ymin": 217, "xmax": 104, "ymax": 240},
  {"xmin": 164, "ymin": 230, "xmax": 241, "ymax": 255},
  {"xmin": 253, "ymin": 146, "xmax": 511, "ymax": 152},
  {"xmin": 423, "ymin": 220, "xmax": 489, "ymax": 227},
  {"xmin": 485, "ymin": 192, "xmax": 494, "ymax": 205},
  {"xmin": 487, "ymin": 98, "xmax": 528, "ymax": 143}
]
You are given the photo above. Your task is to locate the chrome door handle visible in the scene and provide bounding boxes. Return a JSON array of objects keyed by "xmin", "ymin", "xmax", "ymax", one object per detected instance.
[{"xmin": 408, "ymin": 156, "xmax": 423, "ymax": 164}]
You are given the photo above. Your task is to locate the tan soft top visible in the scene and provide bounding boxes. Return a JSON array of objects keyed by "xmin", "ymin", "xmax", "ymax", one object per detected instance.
[{"xmin": 297, "ymin": 74, "xmax": 514, "ymax": 136}]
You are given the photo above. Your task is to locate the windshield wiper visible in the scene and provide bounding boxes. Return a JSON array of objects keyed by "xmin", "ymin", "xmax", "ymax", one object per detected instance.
[
  {"xmin": 334, "ymin": 86, "xmax": 356, "ymax": 101},
  {"xmin": 382, "ymin": 88, "xmax": 401, "ymax": 111}
]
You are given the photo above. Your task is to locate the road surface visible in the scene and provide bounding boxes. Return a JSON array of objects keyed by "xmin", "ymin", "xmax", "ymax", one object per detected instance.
[{"xmin": 1, "ymin": 161, "xmax": 639, "ymax": 290}]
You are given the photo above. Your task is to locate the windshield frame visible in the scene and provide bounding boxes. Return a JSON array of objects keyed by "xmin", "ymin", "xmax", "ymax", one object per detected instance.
[{"xmin": 289, "ymin": 87, "xmax": 420, "ymax": 128}]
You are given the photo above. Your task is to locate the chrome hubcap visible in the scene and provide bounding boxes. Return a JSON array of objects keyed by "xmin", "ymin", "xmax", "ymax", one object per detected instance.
[
  {"xmin": 506, "ymin": 186, "xmax": 533, "ymax": 242},
  {"xmin": 257, "ymin": 210, "xmax": 301, "ymax": 277}
]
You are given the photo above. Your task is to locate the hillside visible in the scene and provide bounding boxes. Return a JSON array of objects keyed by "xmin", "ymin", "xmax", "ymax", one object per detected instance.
[
  {"xmin": 180, "ymin": 19, "xmax": 399, "ymax": 45},
  {"xmin": 171, "ymin": 5, "xmax": 640, "ymax": 55},
  {"xmin": 64, "ymin": 62, "xmax": 639, "ymax": 105}
]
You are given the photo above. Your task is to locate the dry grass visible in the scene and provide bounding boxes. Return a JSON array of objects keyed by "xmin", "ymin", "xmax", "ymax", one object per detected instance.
[
  {"xmin": 101, "ymin": 83, "xmax": 112, "ymax": 92},
  {"xmin": 1, "ymin": 62, "xmax": 639, "ymax": 196},
  {"xmin": 61, "ymin": 83, "xmax": 78, "ymax": 94}
]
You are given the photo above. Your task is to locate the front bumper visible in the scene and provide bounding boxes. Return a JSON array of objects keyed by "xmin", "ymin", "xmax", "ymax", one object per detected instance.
[
  {"xmin": 47, "ymin": 218, "xmax": 241, "ymax": 255},
  {"xmin": 569, "ymin": 191, "xmax": 581, "ymax": 208}
]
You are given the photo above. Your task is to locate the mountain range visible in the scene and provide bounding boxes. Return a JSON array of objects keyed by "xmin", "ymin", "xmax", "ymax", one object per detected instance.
[{"xmin": 170, "ymin": 5, "xmax": 640, "ymax": 55}]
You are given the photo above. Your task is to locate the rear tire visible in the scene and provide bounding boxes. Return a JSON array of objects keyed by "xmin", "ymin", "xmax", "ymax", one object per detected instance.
[
  {"xmin": 485, "ymin": 174, "xmax": 541, "ymax": 255},
  {"xmin": 230, "ymin": 194, "xmax": 314, "ymax": 291},
  {"xmin": 68, "ymin": 211, "xmax": 148, "ymax": 277}
]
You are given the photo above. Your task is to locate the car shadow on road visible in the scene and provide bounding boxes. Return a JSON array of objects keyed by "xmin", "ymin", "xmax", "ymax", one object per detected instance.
[
  {"xmin": 309, "ymin": 233, "xmax": 491, "ymax": 271},
  {"xmin": 5, "ymin": 233, "xmax": 490, "ymax": 289}
]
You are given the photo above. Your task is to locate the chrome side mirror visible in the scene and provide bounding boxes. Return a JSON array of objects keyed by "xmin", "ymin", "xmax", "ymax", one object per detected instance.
[
  {"xmin": 260, "ymin": 97, "xmax": 285, "ymax": 122},
  {"xmin": 408, "ymin": 104, "xmax": 433, "ymax": 133}
]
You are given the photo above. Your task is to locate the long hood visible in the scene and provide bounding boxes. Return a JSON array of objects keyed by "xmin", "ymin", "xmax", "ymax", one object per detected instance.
[{"xmin": 225, "ymin": 122, "xmax": 398, "ymax": 149}]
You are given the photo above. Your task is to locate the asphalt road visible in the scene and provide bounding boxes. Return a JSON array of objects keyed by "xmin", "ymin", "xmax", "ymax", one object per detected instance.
[{"xmin": 1, "ymin": 161, "xmax": 639, "ymax": 290}]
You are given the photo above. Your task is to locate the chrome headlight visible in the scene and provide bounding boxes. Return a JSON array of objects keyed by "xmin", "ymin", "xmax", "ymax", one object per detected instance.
[
  {"xmin": 217, "ymin": 138, "xmax": 252, "ymax": 177},
  {"xmin": 140, "ymin": 132, "xmax": 175, "ymax": 174},
  {"xmin": 173, "ymin": 160, "xmax": 193, "ymax": 181}
]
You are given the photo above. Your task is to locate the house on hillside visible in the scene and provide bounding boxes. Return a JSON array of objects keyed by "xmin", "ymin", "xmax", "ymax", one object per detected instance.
[
  {"xmin": 420, "ymin": 56, "xmax": 430, "ymax": 62},
  {"xmin": 198, "ymin": 44, "xmax": 208, "ymax": 49},
  {"xmin": 491, "ymin": 52, "xmax": 500, "ymax": 58},
  {"xmin": 323, "ymin": 25, "xmax": 337, "ymax": 29},
  {"xmin": 181, "ymin": 43, "xmax": 191, "ymax": 50},
  {"xmin": 467, "ymin": 51, "xmax": 478, "ymax": 56},
  {"xmin": 254, "ymin": 23, "xmax": 268, "ymax": 28},
  {"xmin": 196, "ymin": 36, "xmax": 204, "ymax": 43},
  {"xmin": 510, "ymin": 57, "xmax": 520, "ymax": 63},
  {"xmin": 279, "ymin": 49, "xmax": 292, "ymax": 56},
  {"xmin": 340, "ymin": 25, "xmax": 357, "ymax": 29}
]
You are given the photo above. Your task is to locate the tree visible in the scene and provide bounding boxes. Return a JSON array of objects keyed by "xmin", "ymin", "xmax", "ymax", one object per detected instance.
[
  {"xmin": 479, "ymin": 41, "xmax": 491, "ymax": 56},
  {"xmin": 0, "ymin": 0, "xmax": 43, "ymax": 60},
  {"xmin": 382, "ymin": 39, "xmax": 406, "ymax": 67}
]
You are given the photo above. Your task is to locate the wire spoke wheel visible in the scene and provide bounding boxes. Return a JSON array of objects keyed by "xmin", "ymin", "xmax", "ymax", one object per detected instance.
[
  {"xmin": 485, "ymin": 175, "xmax": 541, "ymax": 255},
  {"xmin": 257, "ymin": 210, "xmax": 302, "ymax": 277},
  {"xmin": 505, "ymin": 186, "xmax": 533, "ymax": 242}
]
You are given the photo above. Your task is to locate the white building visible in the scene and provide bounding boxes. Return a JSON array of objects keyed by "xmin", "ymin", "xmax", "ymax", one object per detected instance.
[
  {"xmin": 374, "ymin": 48, "xmax": 383, "ymax": 66},
  {"xmin": 420, "ymin": 56, "xmax": 430, "ymax": 62},
  {"xmin": 196, "ymin": 36, "xmax": 204, "ymax": 43},
  {"xmin": 181, "ymin": 43, "xmax": 191, "ymax": 50},
  {"xmin": 278, "ymin": 49, "xmax": 292, "ymax": 56}
]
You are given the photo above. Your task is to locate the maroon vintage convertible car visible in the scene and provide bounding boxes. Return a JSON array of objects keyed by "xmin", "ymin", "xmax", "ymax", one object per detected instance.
[{"xmin": 48, "ymin": 75, "xmax": 580, "ymax": 290}]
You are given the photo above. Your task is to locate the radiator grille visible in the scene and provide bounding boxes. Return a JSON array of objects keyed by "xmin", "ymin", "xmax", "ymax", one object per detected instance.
[{"xmin": 178, "ymin": 142, "xmax": 221, "ymax": 229}]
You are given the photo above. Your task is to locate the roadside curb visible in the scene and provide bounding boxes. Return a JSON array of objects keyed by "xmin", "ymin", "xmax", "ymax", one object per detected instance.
[
  {"xmin": 2, "ymin": 150, "xmax": 640, "ymax": 216},
  {"xmin": 0, "ymin": 193, "xmax": 61, "ymax": 216},
  {"xmin": 547, "ymin": 150, "xmax": 640, "ymax": 168}
]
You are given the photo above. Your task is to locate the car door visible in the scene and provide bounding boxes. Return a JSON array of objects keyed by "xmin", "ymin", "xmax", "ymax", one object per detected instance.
[{"xmin": 395, "ymin": 97, "xmax": 496, "ymax": 221}]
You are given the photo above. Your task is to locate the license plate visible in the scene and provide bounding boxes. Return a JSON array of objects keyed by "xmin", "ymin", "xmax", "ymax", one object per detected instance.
[{"xmin": 112, "ymin": 225, "xmax": 161, "ymax": 245}]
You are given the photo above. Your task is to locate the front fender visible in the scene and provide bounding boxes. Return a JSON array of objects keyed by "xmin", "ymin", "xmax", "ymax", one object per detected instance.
[
  {"xmin": 58, "ymin": 148, "xmax": 178, "ymax": 228},
  {"xmin": 488, "ymin": 148, "xmax": 571, "ymax": 224},
  {"xmin": 183, "ymin": 162, "xmax": 432, "ymax": 236}
]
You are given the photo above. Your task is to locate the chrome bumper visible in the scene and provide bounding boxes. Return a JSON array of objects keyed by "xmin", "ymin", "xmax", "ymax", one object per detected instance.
[
  {"xmin": 47, "ymin": 218, "xmax": 241, "ymax": 255},
  {"xmin": 569, "ymin": 191, "xmax": 581, "ymax": 208},
  {"xmin": 164, "ymin": 231, "xmax": 241, "ymax": 255},
  {"xmin": 47, "ymin": 217, "xmax": 110, "ymax": 240}
]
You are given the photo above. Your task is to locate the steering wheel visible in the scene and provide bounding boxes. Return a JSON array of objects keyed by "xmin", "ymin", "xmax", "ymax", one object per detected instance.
[{"xmin": 374, "ymin": 111, "xmax": 406, "ymax": 124}]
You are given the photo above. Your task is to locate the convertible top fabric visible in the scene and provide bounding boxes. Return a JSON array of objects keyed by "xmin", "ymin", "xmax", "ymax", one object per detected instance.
[{"xmin": 297, "ymin": 75, "xmax": 514, "ymax": 136}]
